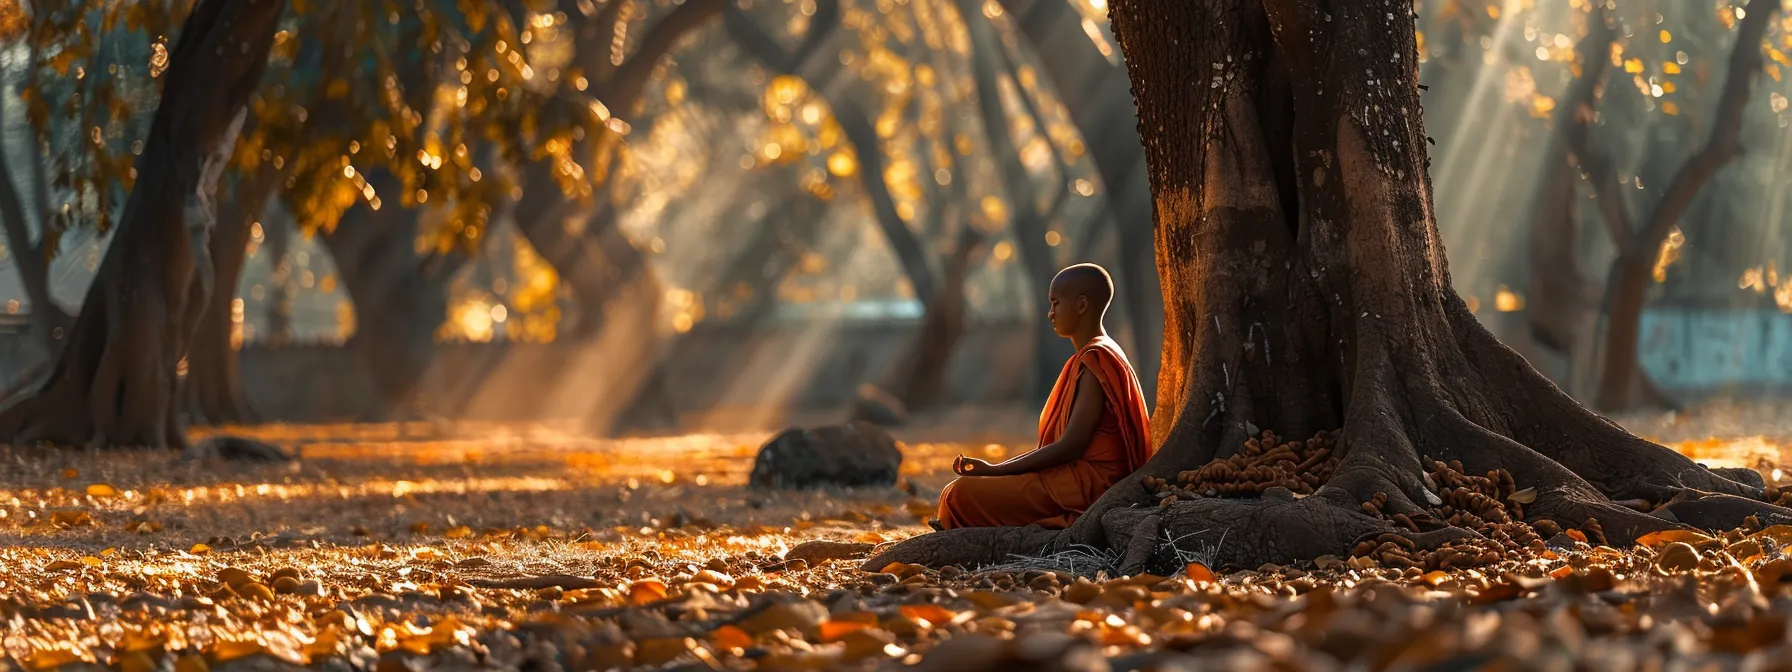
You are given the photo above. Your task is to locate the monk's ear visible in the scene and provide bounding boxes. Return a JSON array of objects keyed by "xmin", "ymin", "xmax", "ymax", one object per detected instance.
[{"xmin": 1077, "ymin": 294, "xmax": 1090, "ymax": 315}]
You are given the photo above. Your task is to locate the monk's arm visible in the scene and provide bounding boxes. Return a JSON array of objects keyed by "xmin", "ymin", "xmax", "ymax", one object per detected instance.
[{"xmin": 983, "ymin": 369, "xmax": 1105, "ymax": 476}]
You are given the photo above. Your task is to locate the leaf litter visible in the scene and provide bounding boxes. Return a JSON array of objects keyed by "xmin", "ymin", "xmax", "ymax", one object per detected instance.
[{"xmin": 0, "ymin": 405, "xmax": 1789, "ymax": 669}]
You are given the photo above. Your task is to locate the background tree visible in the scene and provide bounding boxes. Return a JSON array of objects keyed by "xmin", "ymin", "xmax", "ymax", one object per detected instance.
[
  {"xmin": 0, "ymin": 0, "xmax": 286, "ymax": 449},
  {"xmin": 868, "ymin": 0, "xmax": 1789, "ymax": 572}
]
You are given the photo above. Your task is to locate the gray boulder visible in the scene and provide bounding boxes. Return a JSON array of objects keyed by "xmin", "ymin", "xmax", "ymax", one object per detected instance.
[{"xmin": 749, "ymin": 422, "xmax": 903, "ymax": 489}]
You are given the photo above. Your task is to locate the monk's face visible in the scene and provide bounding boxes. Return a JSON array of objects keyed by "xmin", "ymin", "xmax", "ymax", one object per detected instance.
[{"xmin": 1046, "ymin": 280, "xmax": 1087, "ymax": 337}]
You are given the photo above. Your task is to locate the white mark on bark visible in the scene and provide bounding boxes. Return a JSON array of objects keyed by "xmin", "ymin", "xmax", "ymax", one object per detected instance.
[{"xmin": 1247, "ymin": 322, "xmax": 1270, "ymax": 366}]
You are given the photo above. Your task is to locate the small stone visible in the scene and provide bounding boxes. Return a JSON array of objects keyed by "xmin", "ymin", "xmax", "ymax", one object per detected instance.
[
  {"xmin": 272, "ymin": 576, "xmax": 302, "ymax": 594},
  {"xmin": 1654, "ymin": 542, "xmax": 1700, "ymax": 574},
  {"xmin": 1262, "ymin": 486, "xmax": 1296, "ymax": 501}
]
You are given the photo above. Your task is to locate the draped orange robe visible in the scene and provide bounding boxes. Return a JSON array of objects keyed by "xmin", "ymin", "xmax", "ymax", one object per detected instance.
[{"xmin": 936, "ymin": 336, "xmax": 1152, "ymax": 529}]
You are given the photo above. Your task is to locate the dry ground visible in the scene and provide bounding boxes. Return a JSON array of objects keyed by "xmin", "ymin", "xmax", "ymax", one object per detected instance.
[{"xmin": 2, "ymin": 403, "xmax": 1792, "ymax": 671}]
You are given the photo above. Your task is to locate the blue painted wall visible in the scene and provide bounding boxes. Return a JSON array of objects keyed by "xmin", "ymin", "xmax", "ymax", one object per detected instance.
[{"xmin": 1640, "ymin": 308, "xmax": 1792, "ymax": 391}]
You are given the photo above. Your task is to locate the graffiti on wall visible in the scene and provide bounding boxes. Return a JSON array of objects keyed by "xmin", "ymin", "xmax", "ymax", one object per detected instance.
[{"xmin": 1640, "ymin": 309, "xmax": 1792, "ymax": 390}]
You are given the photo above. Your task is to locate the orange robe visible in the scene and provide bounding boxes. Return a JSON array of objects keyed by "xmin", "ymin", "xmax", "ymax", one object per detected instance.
[{"xmin": 936, "ymin": 336, "xmax": 1152, "ymax": 529}]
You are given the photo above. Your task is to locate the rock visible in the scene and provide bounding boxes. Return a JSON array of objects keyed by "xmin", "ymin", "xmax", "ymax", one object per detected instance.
[
  {"xmin": 748, "ymin": 422, "xmax": 903, "ymax": 490},
  {"xmin": 851, "ymin": 384, "xmax": 909, "ymax": 427},
  {"xmin": 784, "ymin": 540, "xmax": 876, "ymax": 565},
  {"xmin": 1654, "ymin": 542, "xmax": 1700, "ymax": 574},
  {"xmin": 1262, "ymin": 486, "xmax": 1296, "ymax": 502}
]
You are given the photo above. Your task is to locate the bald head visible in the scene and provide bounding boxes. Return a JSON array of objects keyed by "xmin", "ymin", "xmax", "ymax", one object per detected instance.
[
  {"xmin": 1052, "ymin": 263, "xmax": 1114, "ymax": 310},
  {"xmin": 1047, "ymin": 263, "xmax": 1114, "ymax": 339}
]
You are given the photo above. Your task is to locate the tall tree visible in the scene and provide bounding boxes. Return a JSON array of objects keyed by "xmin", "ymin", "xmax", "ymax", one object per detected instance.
[
  {"xmin": 1585, "ymin": 1, "xmax": 1778, "ymax": 412},
  {"xmin": 867, "ymin": 0, "xmax": 1787, "ymax": 571},
  {"xmin": 0, "ymin": 0, "xmax": 286, "ymax": 449}
]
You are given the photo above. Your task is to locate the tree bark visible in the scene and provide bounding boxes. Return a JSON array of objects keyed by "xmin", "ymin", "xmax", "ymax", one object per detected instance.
[
  {"xmin": 0, "ymin": 0, "xmax": 286, "ymax": 449},
  {"xmin": 0, "ymin": 82, "xmax": 71, "ymax": 351},
  {"xmin": 1524, "ymin": 11, "xmax": 1614, "ymax": 356},
  {"xmin": 1592, "ymin": 0, "xmax": 1777, "ymax": 412},
  {"xmin": 263, "ymin": 214, "xmax": 293, "ymax": 344},
  {"xmin": 866, "ymin": 0, "xmax": 1787, "ymax": 572},
  {"xmin": 182, "ymin": 164, "xmax": 279, "ymax": 425},
  {"xmin": 319, "ymin": 175, "xmax": 468, "ymax": 421}
]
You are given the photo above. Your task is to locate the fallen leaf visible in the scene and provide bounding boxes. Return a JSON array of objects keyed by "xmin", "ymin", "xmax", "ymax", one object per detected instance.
[
  {"xmin": 189, "ymin": 543, "xmax": 212, "ymax": 554},
  {"xmin": 86, "ymin": 483, "xmax": 119, "ymax": 497},
  {"xmin": 710, "ymin": 625, "xmax": 752, "ymax": 650},
  {"xmin": 1507, "ymin": 487, "xmax": 1537, "ymax": 503},
  {"xmin": 443, "ymin": 525, "xmax": 474, "ymax": 539},
  {"xmin": 633, "ymin": 637, "xmax": 692, "ymax": 666},
  {"xmin": 898, "ymin": 604, "xmax": 958, "ymax": 626},
  {"xmin": 1636, "ymin": 529, "xmax": 1715, "ymax": 547},
  {"xmin": 628, "ymin": 580, "xmax": 668, "ymax": 605},
  {"xmin": 45, "ymin": 560, "xmax": 85, "ymax": 571},
  {"xmin": 738, "ymin": 600, "xmax": 827, "ymax": 635},
  {"xmin": 821, "ymin": 620, "xmax": 873, "ymax": 641},
  {"xmin": 1565, "ymin": 529, "xmax": 1588, "ymax": 543},
  {"xmin": 1185, "ymin": 562, "xmax": 1217, "ymax": 585},
  {"xmin": 50, "ymin": 511, "xmax": 94, "ymax": 529}
]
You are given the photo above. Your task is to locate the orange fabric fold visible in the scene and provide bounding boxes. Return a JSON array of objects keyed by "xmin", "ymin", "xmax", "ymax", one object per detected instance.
[{"xmin": 937, "ymin": 336, "xmax": 1152, "ymax": 529}]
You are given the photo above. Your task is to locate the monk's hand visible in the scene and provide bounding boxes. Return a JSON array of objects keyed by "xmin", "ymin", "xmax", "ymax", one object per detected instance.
[{"xmin": 953, "ymin": 456, "xmax": 998, "ymax": 476}]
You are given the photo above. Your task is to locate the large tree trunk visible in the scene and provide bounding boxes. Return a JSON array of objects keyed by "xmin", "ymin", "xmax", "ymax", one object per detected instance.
[
  {"xmin": 1592, "ymin": 1, "xmax": 1775, "ymax": 412},
  {"xmin": 894, "ymin": 227, "xmax": 986, "ymax": 411},
  {"xmin": 0, "ymin": 0, "xmax": 285, "ymax": 449},
  {"xmin": 182, "ymin": 164, "xmax": 279, "ymax": 425},
  {"xmin": 866, "ymin": 0, "xmax": 1787, "ymax": 572},
  {"xmin": 319, "ymin": 183, "xmax": 466, "ymax": 421}
]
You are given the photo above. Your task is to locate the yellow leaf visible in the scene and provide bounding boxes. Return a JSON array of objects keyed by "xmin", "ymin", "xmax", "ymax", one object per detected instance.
[
  {"xmin": 80, "ymin": 556, "xmax": 101, "ymax": 567},
  {"xmin": 86, "ymin": 483, "xmax": 119, "ymax": 497},
  {"xmin": 100, "ymin": 547, "xmax": 118, "ymax": 557},
  {"xmin": 629, "ymin": 580, "xmax": 668, "ymax": 605},
  {"xmin": 190, "ymin": 543, "xmax": 212, "ymax": 554},
  {"xmin": 45, "ymin": 559, "xmax": 84, "ymax": 571},
  {"xmin": 443, "ymin": 525, "xmax": 474, "ymax": 539}
]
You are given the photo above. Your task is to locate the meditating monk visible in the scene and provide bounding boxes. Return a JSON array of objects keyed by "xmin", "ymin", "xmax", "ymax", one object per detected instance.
[{"xmin": 933, "ymin": 263, "xmax": 1152, "ymax": 530}]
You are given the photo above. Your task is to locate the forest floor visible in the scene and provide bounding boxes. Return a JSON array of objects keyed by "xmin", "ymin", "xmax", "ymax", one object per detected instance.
[{"xmin": 3, "ymin": 401, "xmax": 1792, "ymax": 670}]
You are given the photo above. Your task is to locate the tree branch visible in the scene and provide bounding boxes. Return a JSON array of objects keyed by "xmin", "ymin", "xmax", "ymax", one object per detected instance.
[
  {"xmin": 1635, "ymin": 0, "xmax": 1777, "ymax": 258},
  {"xmin": 1556, "ymin": 7, "xmax": 1637, "ymax": 260},
  {"xmin": 603, "ymin": 0, "xmax": 726, "ymax": 115},
  {"xmin": 724, "ymin": 2, "xmax": 939, "ymax": 303}
]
